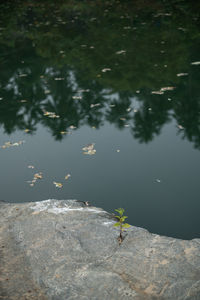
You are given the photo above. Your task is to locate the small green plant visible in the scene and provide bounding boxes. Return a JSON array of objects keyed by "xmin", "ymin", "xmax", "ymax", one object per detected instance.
[{"xmin": 114, "ymin": 208, "xmax": 130, "ymax": 244}]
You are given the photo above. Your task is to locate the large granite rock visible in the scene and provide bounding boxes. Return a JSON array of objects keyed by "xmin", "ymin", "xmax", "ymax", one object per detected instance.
[{"xmin": 0, "ymin": 199, "xmax": 199, "ymax": 300}]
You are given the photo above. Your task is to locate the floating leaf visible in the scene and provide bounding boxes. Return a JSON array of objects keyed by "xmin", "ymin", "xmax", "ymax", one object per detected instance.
[
  {"xmin": 151, "ymin": 91, "xmax": 164, "ymax": 95},
  {"xmin": 151, "ymin": 86, "xmax": 175, "ymax": 95},
  {"xmin": 191, "ymin": 61, "xmax": 200, "ymax": 65},
  {"xmin": 27, "ymin": 171, "xmax": 42, "ymax": 187},
  {"xmin": 177, "ymin": 73, "xmax": 188, "ymax": 77},
  {"xmin": 90, "ymin": 103, "xmax": 100, "ymax": 108},
  {"xmin": 19, "ymin": 74, "xmax": 28, "ymax": 77},
  {"xmin": 43, "ymin": 111, "xmax": 60, "ymax": 118},
  {"xmin": 72, "ymin": 96, "xmax": 82, "ymax": 100},
  {"xmin": 34, "ymin": 172, "xmax": 43, "ymax": 179},
  {"xmin": 44, "ymin": 90, "xmax": 51, "ymax": 94},
  {"xmin": 155, "ymin": 179, "xmax": 161, "ymax": 183},
  {"xmin": 160, "ymin": 87, "xmax": 175, "ymax": 92},
  {"xmin": 101, "ymin": 68, "xmax": 111, "ymax": 73},
  {"xmin": 77, "ymin": 89, "xmax": 90, "ymax": 93},
  {"xmin": 178, "ymin": 124, "xmax": 184, "ymax": 129},
  {"xmin": 65, "ymin": 174, "xmax": 71, "ymax": 180},
  {"xmin": 82, "ymin": 143, "xmax": 96, "ymax": 155},
  {"xmin": 116, "ymin": 50, "xmax": 126, "ymax": 55},
  {"xmin": 1, "ymin": 140, "xmax": 25, "ymax": 149},
  {"xmin": 53, "ymin": 181, "xmax": 63, "ymax": 188}
]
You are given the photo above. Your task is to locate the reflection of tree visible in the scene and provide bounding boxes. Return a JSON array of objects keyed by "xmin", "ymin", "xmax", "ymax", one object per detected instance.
[
  {"xmin": 0, "ymin": 0, "xmax": 199, "ymax": 148},
  {"xmin": 131, "ymin": 91, "xmax": 172, "ymax": 143}
]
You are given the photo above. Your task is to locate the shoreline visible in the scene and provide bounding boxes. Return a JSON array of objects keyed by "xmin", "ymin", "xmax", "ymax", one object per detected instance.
[{"xmin": 0, "ymin": 199, "xmax": 200, "ymax": 299}]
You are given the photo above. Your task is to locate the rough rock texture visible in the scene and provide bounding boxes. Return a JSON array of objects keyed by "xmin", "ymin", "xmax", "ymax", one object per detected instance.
[{"xmin": 0, "ymin": 199, "xmax": 200, "ymax": 300}]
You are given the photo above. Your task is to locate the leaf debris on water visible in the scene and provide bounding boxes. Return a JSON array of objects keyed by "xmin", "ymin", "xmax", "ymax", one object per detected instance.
[
  {"xmin": 65, "ymin": 174, "xmax": 71, "ymax": 180},
  {"xmin": 53, "ymin": 181, "xmax": 63, "ymax": 188},
  {"xmin": 82, "ymin": 143, "xmax": 96, "ymax": 155},
  {"xmin": 44, "ymin": 90, "xmax": 51, "ymax": 94},
  {"xmin": 90, "ymin": 103, "xmax": 101, "ymax": 108},
  {"xmin": 19, "ymin": 74, "xmax": 28, "ymax": 77},
  {"xmin": 155, "ymin": 179, "xmax": 161, "ymax": 183},
  {"xmin": 160, "ymin": 87, "xmax": 175, "ymax": 92},
  {"xmin": 77, "ymin": 89, "xmax": 90, "ymax": 93},
  {"xmin": 43, "ymin": 111, "xmax": 60, "ymax": 118},
  {"xmin": 151, "ymin": 91, "xmax": 164, "ymax": 95},
  {"xmin": 177, "ymin": 124, "xmax": 184, "ymax": 129},
  {"xmin": 101, "ymin": 68, "xmax": 111, "ymax": 73},
  {"xmin": 191, "ymin": 61, "xmax": 200, "ymax": 65},
  {"xmin": 72, "ymin": 96, "xmax": 82, "ymax": 100},
  {"xmin": 116, "ymin": 50, "xmax": 126, "ymax": 55},
  {"xmin": 151, "ymin": 86, "xmax": 175, "ymax": 95},
  {"xmin": 27, "ymin": 172, "xmax": 43, "ymax": 187},
  {"xmin": 34, "ymin": 173, "xmax": 43, "ymax": 179},
  {"xmin": 177, "ymin": 73, "xmax": 188, "ymax": 77},
  {"xmin": 1, "ymin": 140, "xmax": 25, "ymax": 149}
]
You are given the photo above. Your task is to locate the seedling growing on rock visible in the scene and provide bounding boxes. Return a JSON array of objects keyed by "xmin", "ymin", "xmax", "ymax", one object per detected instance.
[{"xmin": 114, "ymin": 208, "xmax": 130, "ymax": 244}]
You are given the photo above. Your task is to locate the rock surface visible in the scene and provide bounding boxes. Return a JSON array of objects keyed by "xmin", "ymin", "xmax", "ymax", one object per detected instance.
[{"xmin": 0, "ymin": 199, "xmax": 200, "ymax": 300}]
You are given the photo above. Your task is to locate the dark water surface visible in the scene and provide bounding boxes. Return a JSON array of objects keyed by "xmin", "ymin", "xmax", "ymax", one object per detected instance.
[{"xmin": 0, "ymin": 0, "xmax": 200, "ymax": 239}]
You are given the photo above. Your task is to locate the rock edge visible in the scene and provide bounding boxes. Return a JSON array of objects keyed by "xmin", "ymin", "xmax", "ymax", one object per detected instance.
[{"xmin": 0, "ymin": 199, "xmax": 200, "ymax": 300}]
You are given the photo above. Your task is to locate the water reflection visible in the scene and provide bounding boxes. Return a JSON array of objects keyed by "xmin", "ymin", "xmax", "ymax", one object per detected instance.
[{"xmin": 0, "ymin": 0, "xmax": 200, "ymax": 148}]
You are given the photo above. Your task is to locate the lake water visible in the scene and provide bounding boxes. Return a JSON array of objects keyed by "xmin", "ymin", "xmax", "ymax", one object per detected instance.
[{"xmin": 0, "ymin": 0, "xmax": 200, "ymax": 239}]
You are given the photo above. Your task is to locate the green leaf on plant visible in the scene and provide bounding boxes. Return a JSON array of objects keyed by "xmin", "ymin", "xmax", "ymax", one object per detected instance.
[
  {"xmin": 115, "ymin": 208, "xmax": 124, "ymax": 216},
  {"xmin": 122, "ymin": 223, "xmax": 130, "ymax": 228},
  {"xmin": 120, "ymin": 216, "xmax": 128, "ymax": 222},
  {"xmin": 114, "ymin": 222, "xmax": 120, "ymax": 227}
]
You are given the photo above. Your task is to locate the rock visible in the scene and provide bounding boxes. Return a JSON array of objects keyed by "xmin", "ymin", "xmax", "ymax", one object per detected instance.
[{"xmin": 0, "ymin": 199, "xmax": 199, "ymax": 300}]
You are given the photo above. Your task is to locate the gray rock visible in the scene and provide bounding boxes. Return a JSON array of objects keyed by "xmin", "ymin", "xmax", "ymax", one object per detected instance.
[{"xmin": 0, "ymin": 199, "xmax": 199, "ymax": 300}]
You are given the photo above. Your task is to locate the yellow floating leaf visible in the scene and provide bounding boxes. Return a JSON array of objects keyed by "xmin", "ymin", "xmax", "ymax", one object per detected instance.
[
  {"xmin": 160, "ymin": 87, "xmax": 175, "ymax": 92},
  {"xmin": 82, "ymin": 143, "xmax": 96, "ymax": 155},
  {"xmin": 53, "ymin": 182, "xmax": 63, "ymax": 188},
  {"xmin": 34, "ymin": 172, "xmax": 43, "ymax": 179}
]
